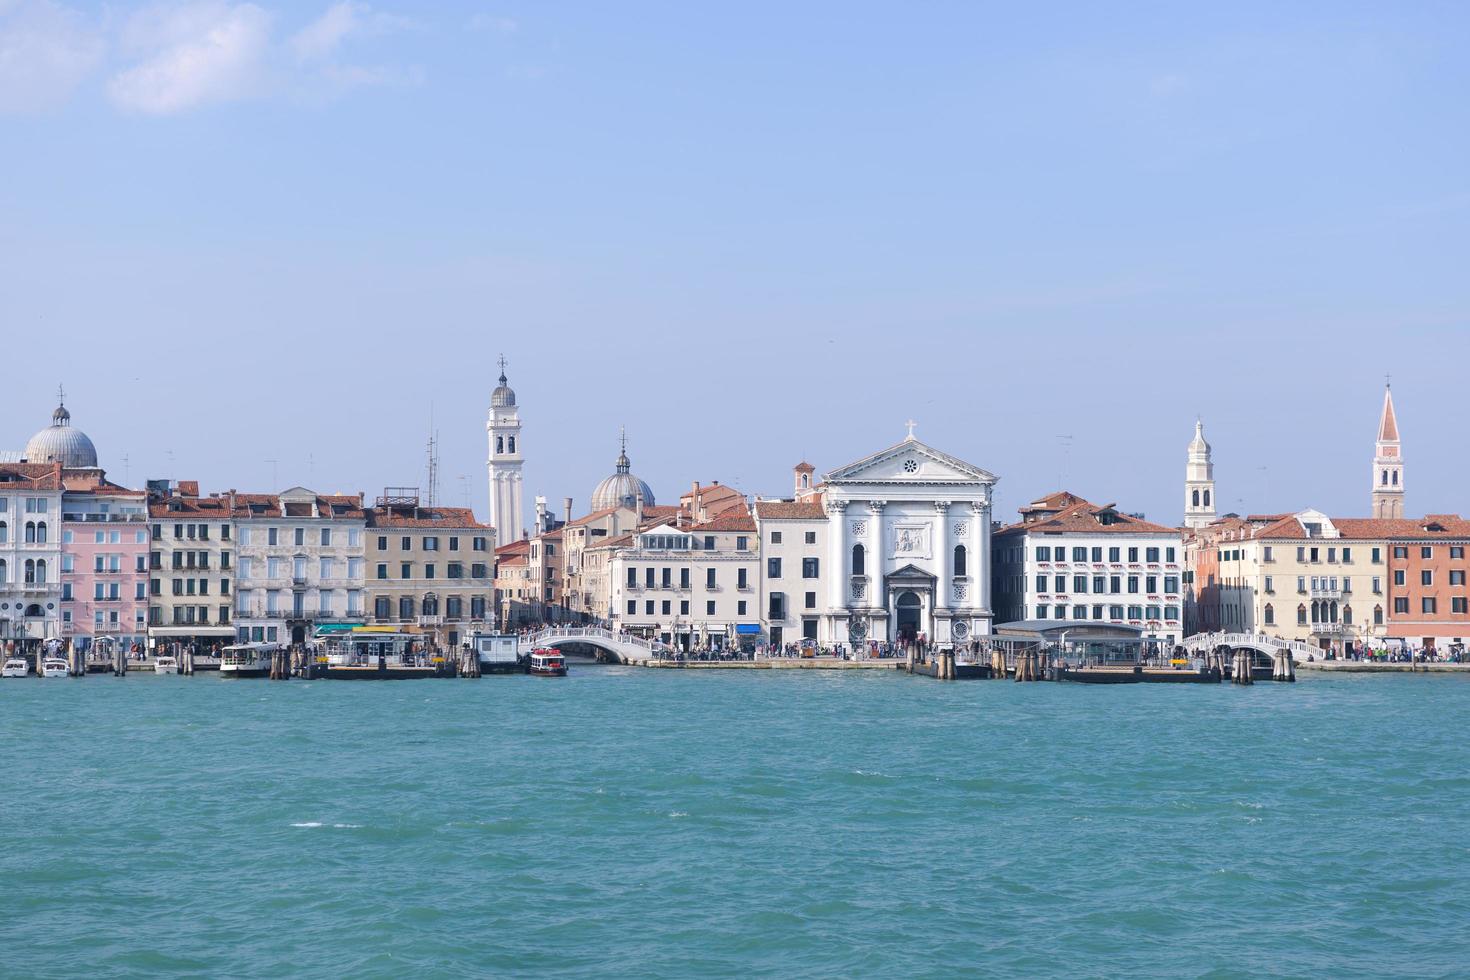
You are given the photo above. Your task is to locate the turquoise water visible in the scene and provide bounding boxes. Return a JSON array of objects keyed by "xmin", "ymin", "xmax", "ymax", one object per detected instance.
[{"xmin": 3, "ymin": 668, "xmax": 1468, "ymax": 978}]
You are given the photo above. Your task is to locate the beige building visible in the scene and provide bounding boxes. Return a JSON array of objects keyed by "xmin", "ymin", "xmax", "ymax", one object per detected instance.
[
  {"xmin": 365, "ymin": 490, "xmax": 493, "ymax": 648},
  {"xmin": 752, "ymin": 498, "xmax": 829, "ymax": 649},
  {"xmin": 147, "ymin": 481, "xmax": 239, "ymax": 653}
]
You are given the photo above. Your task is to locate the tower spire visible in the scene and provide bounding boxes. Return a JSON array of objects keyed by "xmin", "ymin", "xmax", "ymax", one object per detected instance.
[{"xmin": 1183, "ymin": 418, "xmax": 1215, "ymax": 529}]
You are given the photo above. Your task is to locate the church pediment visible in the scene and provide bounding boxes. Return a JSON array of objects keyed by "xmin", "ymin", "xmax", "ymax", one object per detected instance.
[
  {"xmin": 886, "ymin": 563, "xmax": 936, "ymax": 583},
  {"xmin": 824, "ymin": 438, "xmax": 996, "ymax": 486}
]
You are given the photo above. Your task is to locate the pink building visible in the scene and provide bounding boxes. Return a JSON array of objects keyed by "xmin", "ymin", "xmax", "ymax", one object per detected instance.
[{"xmin": 60, "ymin": 472, "xmax": 150, "ymax": 655}]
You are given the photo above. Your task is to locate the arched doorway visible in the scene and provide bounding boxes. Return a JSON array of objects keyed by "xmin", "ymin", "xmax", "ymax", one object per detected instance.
[{"xmin": 895, "ymin": 591, "xmax": 922, "ymax": 643}]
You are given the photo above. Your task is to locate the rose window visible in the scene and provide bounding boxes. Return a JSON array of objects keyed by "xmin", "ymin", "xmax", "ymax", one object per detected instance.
[{"xmin": 903, "ymin": 459, "xmax": 919, "ymax": 474}]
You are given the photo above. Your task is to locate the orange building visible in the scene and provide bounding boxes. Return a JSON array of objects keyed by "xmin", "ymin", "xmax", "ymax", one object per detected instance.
[{"xmin": 1382, "ymin": 516, "xmax": 1470, "ymax": 653}]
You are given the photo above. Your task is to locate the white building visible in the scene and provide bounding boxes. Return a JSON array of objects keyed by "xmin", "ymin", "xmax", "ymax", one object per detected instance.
[
  {"xmin": 991, "ymin": 491, "xmax": 1185, "ymax": 644},
  {"xmin": 486, "ymin": 358, "xmax": 524, "ymax": 545},
  {"xmin": 760, "ymin": 431, "xmax": 998, "ymax": 650},
  {"xmin": 1183, "ymin": 420, "xmax": 1216, "ymax": 529},
  {"xmin": 232, "ymin": 487, "xmax": 367, "ymax": 645},
  {"xmin": 605, "ymin": 509, "xmax": 760, "ymax": 651},
  {"xmin": 0, "ymin": 463, "xmax": 65, "ymax": 651},
  {"xmin": 752, "ymin": 494, "xmax": 828, "ymax": 649}
]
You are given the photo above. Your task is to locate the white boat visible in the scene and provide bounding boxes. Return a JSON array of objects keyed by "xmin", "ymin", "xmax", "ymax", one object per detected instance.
[
  {"xmin": 154, "ymin": 655, "xmax": 179, "ymax": 675},
  {"xmin": 1, "ymin": 658, "xmax": 28, "ymax": 678},
  {"xmin": 40, "ymin": 658, "xmax": 69, "ymax": 678},
  {"xmin": 219, "ymin": 642, "xmax": 278, "ymax": 678}
]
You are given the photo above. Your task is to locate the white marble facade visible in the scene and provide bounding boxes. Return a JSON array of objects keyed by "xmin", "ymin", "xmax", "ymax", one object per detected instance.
[{"xmin": 820, "ymin": 433, "xmax": 997, "ymax": 648}]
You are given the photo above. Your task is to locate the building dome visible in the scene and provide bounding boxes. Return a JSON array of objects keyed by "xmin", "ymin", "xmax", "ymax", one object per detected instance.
[
  {"xmin": 25, "ymin": 401, "xmax": 98, "ymax": 468},
  {"xmin": 590, "ymin": 432, "xmax": 655, "ymax": 511},
  {"xmin": 490, "ymin": 358, "xmax": 516, "ymax": 409}
]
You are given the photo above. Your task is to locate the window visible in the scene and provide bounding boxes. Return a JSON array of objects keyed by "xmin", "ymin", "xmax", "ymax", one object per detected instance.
[
  {"xmin": 1265, "ymin": 575, "xmax": 1274, "ymax": 594},
  {"xmin": 1453, "ymin": 546, "xmax": 1465, "ymax": 560},
  {"xmin": 804, "ymin": 531, "xmax": 817, "ymax": 545},
  {"xmin": 736, "ymin": 536, "xmax": 749, "ymax": 551},
  {"xmin": 1394, "ymin": 597, "xmax": 1409, "ymax": 614},
  {"xmin": 768, "ymin": 558, "xmax": 782, "ymax": 579},
  {"xmin": 661, "ymin": 567, "xmax": 672, "ymax": 589},
  {"xmin": 1393, "ymin": 546, "xmax": 1408, "ymax": 559},
  {"xmin": 1297, "ymin": 576, "xmax": 1307, "ymax": 593},
  {"xmin": 1452, "ymin": 570, "xmax": 1466, "ymax": 586},
  {"xmin": 737, "ymin": 600, "xmax": 747, "ymax": 616},
  {"xmin": 425, "ymin": 563, "xmax": 436, "ymax": 579},
  {"xmin": 645, "ymin": 600, "xmax": 655, "ymax": 615},
  {"xmin": 1109, "ymin": 575, "xmax": 1120, "ymax": 593},
  {"xmin": 473, "ymin": 537, "xmax": 488, "ymax": 552},
  {"xmin": 1109, "ymin": 605, "xmax": 1123, "ymax": 619},
  {"xmin": 1422, "ymin": 570, "xmax": 1434, "ymax": 586},
  {"xmin": 1091, "ymin": 547, "xmax": 1103, "ymax": 562},
  {"xmin": 803, "ymin": 591, "xmax": 817, "ymax": 609},
  {"xmin": 1035, "ymin": 605, "xmax": 1048, "ymax": 619},
  {"xmin": 472, "ymin": 563, "xmax": 487, "ymax": 578},
  {"xmin": 1297, "ymin": 546, "xmax": 1306, "ymax": 562},
  {"xmin": 852, "ymin": 544, "xmax": 865, "ymax": 576},
  {"xmin": 802, "ymin": 558, "xmax": 819, "ymax": 578},
  {"xmin": 320, "ymin": 528, "xmax": 332, "ymax": 546},
  {"xmin": 706, "ymin": 568, "xmax": 716, "ymax": 589},
  {"xmin": 662, "ymin": 600, "xmax": 671, "ymax": 615},
  {"xmin": 627, "ymin": 568, "xmax": 637, "ymax": 588},
  {"xmin": 1072, "ymin": 547, "xmax": 1086, "ymax": 562},
  {"xmin": 1342, "ymin": 548, "xmax": 1352, "ymax": 563},
  {"xmin": 954, "ymin": 545, "xmax": 967, "ymax": 578},
  {"xmin": 1127, "ymin": 547, "xmax": 1138, "ymax": 562},
  {"xmin": 1297, "ymin": 604, "xmax": 1307, "ymax": 625},
  {"xmin": 703, "ymin": 600, "xmax": 714, "ymax": 615},
  {"xmin": 680, "ymin": 568, "xmax": 691, "ymax": 589},
  {"xmin": 771, "ymin": 532, "xmax": 783, "ymax": 544},
  {"xmin": 1054, "ymin": 575, "xmax": 1066, "ymax": 593},
  {"xmin": 626, "ymin": 600, "xmax": 636, "ymax": 615},
  {"xmin": 680, "ymin": 600, "xmax": 689, "ymax": 615},
  {"xmin": 1394, "ymin": 570, "xmax": 1405, "ymax": 586},
  {"xmin": 737, "ymin": 568, "xmax": 748, "ymax": 589},
  {"xmin": 1454, "ymin": 597, "xmax": 1468, "ymax": 614},
  {"xmin": 1035, "ymin": 574, "xmax": 1048, "ymax": 593},
  {"xmin": 1264, "ymin": 604, "xmax": 1275, "ymax": 625},
  {"xmin": 294, "ymin": 528, "xmax": 304, "ymax": 546},
  {"xmin": 769, "ymin": 592, "xmax": 786, "ymax": 620},
  {"xmin": 1164, "ymin": 576, "xmax": 1179, "ymax": 593},
  {"xmin": 1092, "ymin": 575, "xmax": 1105, "ymax": 593},
  {"xmin": 1166, "ymin": 547, "xmax": 1176, "ymax": 563},
  {"xmin": 448, "ymin": 563, "xmax": 463, "ymax": 579},
  {"xmin": 1146, "ymin": 575, "xmax": 1158, "ymax": 593},
  {"xmin": 1423, "ymin": 597, "xmax": 1438, "ymax": 614},
  {"xmin": 1036, "ymin": 546, "xmax": 1051, "ymax": 561},
  {"xmin": 1127, "ymin": 576, "xmax": 1138, "ymax": 594},
  {"xmin": 1263, "ymin": 546, "xmax": 1274, "ymax": 562},
  {"xmin": 1422, "ymin": 547, "xmax": 1433, "ymax": 559},
  {"xmin": 1073, "ymin": 575, "xmax": 1087, "ymax": 594},
  {"xmin": 645, "ymin": 568, "xmax": 655, "ymax": 589},
  {"xmin": 1145, "ymin": 547, "xmax": 1160, "ymax": 563},
  {"xmin": 401, "ymin": 562, "xmax": 412, "ymax": 579}
]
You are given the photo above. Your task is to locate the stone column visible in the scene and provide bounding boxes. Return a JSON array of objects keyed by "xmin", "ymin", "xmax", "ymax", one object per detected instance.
[
  {"xmin": 826, "ymin": 500, "xmax": 847, "ymax": 615},
  {"xmin": 934, "ymin": 501, "xmax": 951, "ymax": 614},
  {"xmin": 869, "ymin": 501, "xmax": 886, "ymax": 638},
  {"xmin": 973, "ymin": 492, "xmax": 991, "ymax": 631}
]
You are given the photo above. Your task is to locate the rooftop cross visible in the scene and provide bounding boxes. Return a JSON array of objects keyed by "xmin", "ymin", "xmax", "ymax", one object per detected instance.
[
  {"xmin": 57, "ymin": 383, "xmax": 65, "ymax": 405},
  {"xmin": 904, "ymin": 419, "xmax": 917, "ymax": 440},
  {"xmin": 497, "ymin": 354, "xmax": 508, "ymax": 381}
]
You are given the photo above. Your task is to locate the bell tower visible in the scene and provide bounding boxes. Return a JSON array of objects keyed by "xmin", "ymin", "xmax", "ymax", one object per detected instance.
[
  {"xmin": 1183, "ymin": 419, "xmax": 1215, "ymax": 529},
  {"xmin": 487, "ymin": 356, "xmax": 525, "ymax": 543},
  {"xmin": 1372, "ymin": 383, "xmax": 1404, "ymax": 519}
]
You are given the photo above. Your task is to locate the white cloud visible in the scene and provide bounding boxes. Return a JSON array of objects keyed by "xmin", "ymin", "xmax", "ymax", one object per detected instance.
[
  {"xmin": 108, "ymin": 1, "xmax": 273, "ymax": 114},
  {"xmin": 0, "ymin": 0, "xmax": 105, "ymax": 113},
  {"xmin": 290, "ymin": 1, "xmax": 411, "ymax": 64}
]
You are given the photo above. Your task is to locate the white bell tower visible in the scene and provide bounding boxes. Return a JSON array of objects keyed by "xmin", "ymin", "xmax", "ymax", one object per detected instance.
[
  {"xmin": 1184, "ymin": 419, "xmax": 1216, "ymax": 529},
  {"xmin": 487, "ymin": 356, "xmax": 524, "ymax": 544}
]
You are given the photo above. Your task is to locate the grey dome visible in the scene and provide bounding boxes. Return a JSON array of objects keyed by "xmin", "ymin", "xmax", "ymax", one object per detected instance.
[
  {"xmin": 590, "ymin": 434, "xmax": 655, "ymax": 511},
  {"xmin": 25, "ymin": 402, "xmax": 98, "ymax": 468},
  {"xmin": 491, "ymin": 359, "xmax": 516, "ymax": 408}
]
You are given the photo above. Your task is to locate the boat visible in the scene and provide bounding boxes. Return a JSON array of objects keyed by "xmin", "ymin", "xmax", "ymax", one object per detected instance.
[
  {"xmin": 40, "ymin": 658, "xmax": 69, "ymax": 678},
  {"xmin": 154, "ymin": 655, "xmax": 179, "ymax": 675},
  {"xmin": 528, "ymin": 649, "xmax": 567, "ymax": 676},
  {"xmin": 219, "ymin": 642, "xmax": 278, "ymax": 678},
  {"xmin": 1, "ymin": 658, "xmax": 28, "ymax": 678},
  {"xmin": 469, "ymin": 632, "xmax": 522, "ymax": 674},
  {"xmin": 315, "ymin": 630, "xmax": 445, "ymax": 680}
]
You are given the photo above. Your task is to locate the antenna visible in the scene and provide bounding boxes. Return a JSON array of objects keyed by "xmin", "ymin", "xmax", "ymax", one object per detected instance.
[
  {"xmin": 458, "ymin": 475, "xmax": 471, "ymax": 509},
  {"xmin": 426, "ymin": 431, "xmax": 441, "ymax": 507},
  {"xmin": 121, "ymin": 454, "xmax": 130, "ymax": 488},
  {"xmin": 1056, "ymin": 434, "xmax": 1074, "ymax": 489}
]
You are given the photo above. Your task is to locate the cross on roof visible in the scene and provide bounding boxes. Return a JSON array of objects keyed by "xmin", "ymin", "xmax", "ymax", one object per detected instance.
[
  {"xmin": 57, "ymin": 383, "xmax": 65, "ymax": 405},
  {"xmin": 904, "ymin": 419, "xmax": 917, "ymax": 440}
]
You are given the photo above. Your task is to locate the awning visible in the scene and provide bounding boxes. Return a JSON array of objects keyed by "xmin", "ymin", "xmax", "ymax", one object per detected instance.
[
  {"xmin": 735, "ymin": 624, "xmax": 762, "ymax": 635},
  {"xmin": 148, "ymin": 626, "xmax": 236, "ymax": 637}
]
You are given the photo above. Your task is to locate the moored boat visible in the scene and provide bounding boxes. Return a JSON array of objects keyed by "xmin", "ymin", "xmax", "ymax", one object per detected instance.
[
  {"xmin": 154, "ymin": 655, "xmax": 179, "ymax": 675},
  {"xmin": 40, "ymin": 658, "xmax": 69, "ymax": 678},
  {"xmin": 315, "ymin": 630, "xmax": 446, "ymax": 680},
  {"xmin": 528, "ymin": 649, "xmax": 567, "ymax": 676},
  {"xmin": 219, "ymin": 642, "xmax": 278, "ymax": 678},
  {"xmin": 1, "ymin": 658, "xmax": 28, "ymax": 678}
]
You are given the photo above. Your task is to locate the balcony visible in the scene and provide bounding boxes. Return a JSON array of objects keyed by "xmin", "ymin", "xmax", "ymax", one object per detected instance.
[{"xmin": 418, "ymin": 615, "xmax": 444, "ymax": 627}]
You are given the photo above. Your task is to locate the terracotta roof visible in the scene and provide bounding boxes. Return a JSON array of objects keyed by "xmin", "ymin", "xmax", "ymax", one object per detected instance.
[
  {"xmin": 567, "ymin": 505, "xmax": 623, "ymax": 527},
  {"xmin": 755, "ymin": 500, "xmax": 826, "ymax": 520},
  {"xmin": 794, "ymin": 461, "xmax": 815, "ymax": 473},
  {"xmin": 588, "ymin": 533, "xmax": 635, "ymax": 551},
  {"xmin": 0, "ymin": 462, "xmax": 63, "ymax": 491},
  {"xmin": 643, "ymin": 505, "xmax": 678, "ymax": 519},
  {"xmin": 366, "ymin": 506, "xmax": 488, "ymax": 529},
  {"xmin": 1022, "ymin": 490, "xmax": 1085, "ymax": 512},
  {"xmin": 495, "ymin": 539, "xmax": 531, "ymax": 557},
  {"xmin": 690, "ymin": 511, "xmax": 756, "ymax": 532},
  {"xmin": 997, "ymin": 495, "xmax": 1178, "ymax": 537},
  {"xmin": 232, "ymin": 493, "xmax": 366, "ymax": 521}
]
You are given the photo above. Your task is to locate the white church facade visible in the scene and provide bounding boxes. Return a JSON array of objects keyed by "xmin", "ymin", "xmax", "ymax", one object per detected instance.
[{"xmin": 756, "ymin": 430, "xmax": 997, "ymax": 650}]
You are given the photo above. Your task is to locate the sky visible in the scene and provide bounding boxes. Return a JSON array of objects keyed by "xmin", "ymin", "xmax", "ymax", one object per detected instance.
[{"xmin": 2, "ymin": 1, "xmax": 1468, "ymax": 532}]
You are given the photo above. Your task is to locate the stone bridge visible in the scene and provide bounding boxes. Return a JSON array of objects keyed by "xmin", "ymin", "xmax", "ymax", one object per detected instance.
[
  {"xmin": 1181, "ymin": 631, "xmax": 1318, "ymax": 663},
  {"xmin": 525, "ymin": 626, "xmax": 661, "ymax": 665}
]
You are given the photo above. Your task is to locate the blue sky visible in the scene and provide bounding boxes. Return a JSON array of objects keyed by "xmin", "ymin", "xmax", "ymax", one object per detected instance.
[{"xmin": 2, "ymin": 1, "xmax": 1467, "ymax": 530}]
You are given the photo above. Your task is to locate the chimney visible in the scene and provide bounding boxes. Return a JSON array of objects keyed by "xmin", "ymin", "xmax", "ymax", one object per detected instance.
[{"xmin": 563, "ymin": 497, "xmax": 573, "ymax": 526}]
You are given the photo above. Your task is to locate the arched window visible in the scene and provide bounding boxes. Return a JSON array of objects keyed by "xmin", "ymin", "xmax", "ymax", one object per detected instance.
[
  {"xmin": 1343, "ymin": 605, "xmax": 1353, "ymax": 625},
  {"xmin": 1329, "ymin": 600, "xmax": 1338, "ymax": 623},
  {"xmin": 954, "ymin": 544, "xmax": 967, "ymax": 578},
  {"xmin": 399, "ymin": 596, "xmax": 415, "ymax": 621},
  {"xmin": 1203, "ymin": 490, "xmax": 1211, "ymax": 507},
  {"xmin": 1192, "ymin": 489, "xmax": 1200, "ymax": 507},
  {"xmin": 0, "ymin": 520, "xmax": 7, "ymax": 543},
  {"xmin": 1310, "ymin": 601, "xmax": 1319, "ymax": 624},
  {"xmin": 851, "ymin": 543, "xmax": 865, "ymax": 576},
  {"xmin": 36, "ymin": 521, "xmax": 46, "ymax": 543},
  {"xmin": 0, "ymin": 558, "xmax": 6, "ymax": 584},
  {"xmin": 508, "ymin": 437, "xmax": 516, "ymax": 454},
  {"xmin": 24, "ymin": 521, "xmax": 35, "ymax": 543},
  {"xmin": 1382, "ymin": 469, "xmax": 1389, "ymax": 486},
  {"xmin": 496, "ymin": 436, "xmax": 503, "ymax": 454},
  {"xmin": 36, "ymin": 559, "xmax": 45, "ymax": 584},
  {"xmin": 1392, "ymin": 470, "xmax": 1398, "ymax": 486},
  {"xmin": 1374, "ymin": 605, "xmax": 1383, "ymax": 625},
  {"xmin": 1264, "ymin": 603, "xmax": 1274, "ymax": 625},
  {"xmin": 1297, "ymin": 603, "xmax": 1307, "ymax": 625}
]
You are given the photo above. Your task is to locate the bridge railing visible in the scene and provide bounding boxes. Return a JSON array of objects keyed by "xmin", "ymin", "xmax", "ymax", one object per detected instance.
[{"xmin": 526, "ymin": 626, "xmax": 663, "ymax": 658}]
